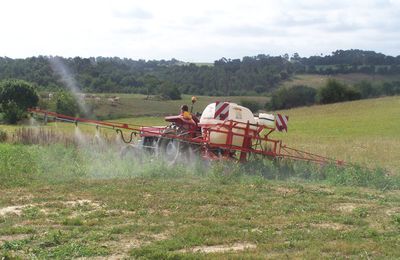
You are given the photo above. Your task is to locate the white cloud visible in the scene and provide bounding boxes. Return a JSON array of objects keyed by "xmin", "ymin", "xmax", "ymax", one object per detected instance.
[{"xmin": 0, "ymin": 0, "xmax": 399, "ymax": 61}]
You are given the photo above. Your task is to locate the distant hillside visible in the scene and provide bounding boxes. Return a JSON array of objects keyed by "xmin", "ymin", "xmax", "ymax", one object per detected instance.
[
  {"xmin": 280, "ymin": 73, "xmax": 400, "ymax": 89},
  {"xmin": 1, "ymin": 49, "xmax": 400, "ymax": 95}
]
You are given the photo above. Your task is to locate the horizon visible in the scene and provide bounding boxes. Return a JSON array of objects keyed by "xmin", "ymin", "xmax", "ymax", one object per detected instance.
[
  {"xmin": 1, "ymin": 48, "xmax": 399, "ymax": 63},
  {"xmin": 1, "ymin": 0, "xmax": 399, "ymax": 62}
]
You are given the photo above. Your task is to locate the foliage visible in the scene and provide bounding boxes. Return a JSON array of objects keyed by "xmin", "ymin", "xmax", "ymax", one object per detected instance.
[
  {"xmin": 269, "ymin": 85, "xmax": 317, "ymax": 109},
  {"xmin": 0, "ymin": 129, "xmax": 7, "ymax": 142},
  {"xmin": 0, "ymin": 55, "xmax": 292, "ymax": 96},
  {"xmin": 240, "ymin": 99, "xmax": 261, "ymax": 112},
  {"xmin": 1, "ymin": 101, "xmax": 24, "ymax": 124},
  {"xmin": 318, "ymin": 79, "xmax": 361, "ymax": 104},
  {"xmin": 0, "ymin": 79, "xmax": 39, "ymax": 123},
  {"xmin": 53, "ymin": 91, "xmax": 80, "ymax": 116},
  {"xmin": 159, "ymin": 82, "xmax": 181, "ymax": 100}
]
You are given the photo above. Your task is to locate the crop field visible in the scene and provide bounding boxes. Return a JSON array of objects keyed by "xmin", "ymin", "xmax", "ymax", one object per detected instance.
[{"xmin": 1, "ymin": 96, "xmax": 400, "ymax": 259}]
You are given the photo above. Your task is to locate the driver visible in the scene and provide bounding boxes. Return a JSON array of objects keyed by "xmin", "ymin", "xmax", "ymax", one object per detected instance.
[{"xmin": 180, "ymin": 105, "xmax": 192, "ymax": 120}]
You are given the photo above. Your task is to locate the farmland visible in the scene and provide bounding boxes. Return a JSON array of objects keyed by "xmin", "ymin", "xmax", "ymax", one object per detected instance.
[
  {"xmin": 280, "ymin": 73, "xmax": 400, "ymax": 89},
  {"xmin": 1, "ymin": 96, "xmax": 400, "ymax": 259},
  {"xmin": 82, "ymin": 94, "xmax": 268, "ymax": 119}
]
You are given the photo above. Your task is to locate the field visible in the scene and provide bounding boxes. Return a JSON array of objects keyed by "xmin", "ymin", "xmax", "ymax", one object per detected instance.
[
  {"xmin": 88, "ymin": 94, "xmax": 268, "ymax": 119},
  {"xmin": 1, "ymin": 96, "xmax": 400, "ymax": 259},
  {"xmin": 1, "ymin": 144, "xmax": 399, "ymax": 259},
  {"xmin": 280, "ymin": 73, "xmax": 400, "ymax": 89},
  {"xmin": 276, "ymin": 96, "xmax": 400, "ymax": 172}
]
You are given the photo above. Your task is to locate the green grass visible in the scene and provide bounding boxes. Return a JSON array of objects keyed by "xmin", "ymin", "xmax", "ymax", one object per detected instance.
[
  {"xmin": 90, "ymin": 94, "xmax": 268, "ymax": 119},
  {"xmin": 274, "ymin": 96, "xmax": 400, "ymax": 172},
  {"xmin": 281, "ymin": 73, "xmax": 400, "ymax": 89},
  {"xmin": 0, "ymin": 143, "xmax": 400, "ymax": 259}
]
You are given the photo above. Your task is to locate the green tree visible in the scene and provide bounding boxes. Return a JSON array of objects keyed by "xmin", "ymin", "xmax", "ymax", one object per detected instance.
[
  {"xmin": 159, "ymin": 82, "xmax": 181, "ymax": 100},
  {"xmin": 269, "ymin": 85, "xmax": 316, "ymax": 110},
  {"xmin": 240, "ymin": 99, "xmax": 261, "ymax": 113},
  {"xmin": 318, "ymin": 79, "xmax": 361, "ymax": 104},
  {"xmin": 0, "ymin": 79, "xmax": 39, "ymax": 124},
  {"xmin": 53, "ymin": 91, "xmax": 80, "ymax": 116}
]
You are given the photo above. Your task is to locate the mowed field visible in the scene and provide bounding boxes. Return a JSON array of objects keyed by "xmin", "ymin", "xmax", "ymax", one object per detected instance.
[{"xmin": 1, "ymin": 96, "xmax": 400, "ymax": 259}]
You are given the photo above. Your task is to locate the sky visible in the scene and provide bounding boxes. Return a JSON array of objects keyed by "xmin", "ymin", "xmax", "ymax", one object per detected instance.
[{"xmin": 0, "ymin": 0, "xmax": 399, "ymax": 62}]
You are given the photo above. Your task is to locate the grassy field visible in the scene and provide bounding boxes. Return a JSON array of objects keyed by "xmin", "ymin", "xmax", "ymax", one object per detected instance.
[
  {"xmin": 1, "ymin": 96, "xmax": 399, "ymax": 172},
  {"xmin": 0, "ymin": 144, "xmax": 399, "ymax": 259},
  {"xmin": 281, "ymin": 73, "xmax": 400, "ymax": 89},
  {"xmin": 1, "ymin": 96, "xmax": 400, "ymax": 258},
  {"xmin": 89, "ymin": 94, "xmax": 268, "ymax": 119},
  {"xmin": 275, "ymin": 96, "xmax": 400, "ymax": 173}
]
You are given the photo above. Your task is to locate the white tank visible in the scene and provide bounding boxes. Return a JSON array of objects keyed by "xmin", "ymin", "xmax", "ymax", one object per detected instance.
[
  {"xmin": 255, "ymin": 113, "xmax": 275, "ymax": 128},
  {"xmin": 199, "ymin": 102, "xmax": 257, "ymax": 147}
]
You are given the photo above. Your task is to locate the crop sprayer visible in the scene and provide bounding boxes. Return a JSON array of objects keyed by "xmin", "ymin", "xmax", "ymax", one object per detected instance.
[{"xmin": 28, "ymin": 97, "xmax": 345, "ymax": 166}]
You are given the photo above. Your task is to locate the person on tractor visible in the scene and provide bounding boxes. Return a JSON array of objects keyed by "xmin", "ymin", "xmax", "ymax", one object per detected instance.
[{"xmin": 180, "ymin": 104, "xmax": 192, "ymax": 120}]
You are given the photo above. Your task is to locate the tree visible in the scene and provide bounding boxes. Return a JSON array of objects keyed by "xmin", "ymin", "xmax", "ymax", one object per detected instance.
[
  {"xmin": 0, "ymin": 79, "xmax": 39, "ymax": 124},
  {"xmin": 159, "ymin": 82, "xmax": 181, "ymax": 100},
  {"xmin": 318, "ymin": 79, "xmax": 361, "ymax": 104},
  {"xmin": 269, "ymin": 85, "xmax": 317, "ymax": 110},
  {"xmin": 53, "ymin": 91, "xmax": 80, "ymax": 116}
]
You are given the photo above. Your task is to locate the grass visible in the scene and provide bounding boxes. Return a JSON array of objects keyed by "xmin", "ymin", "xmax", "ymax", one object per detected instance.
[
  {"xmin": 89, "ymin": 94, "xmax": 268, "ymax": 119},
  {"xmin": 0, "ymin": 143, "xmax": 400, "ymax": 259},
  {"xmin": 275, "ymin": 96, "xmax": 400, "ymax": 173},
  {"xmin": 281, "ymin": 73, "xmax": 400, "ymax": 89},
  {"xmin": 1, "ymin": 94, "xmax": 399, "ymax": 257},
  {"xmin": 1, "ymin": 96, "xmax": 399, "ymax": 172}
]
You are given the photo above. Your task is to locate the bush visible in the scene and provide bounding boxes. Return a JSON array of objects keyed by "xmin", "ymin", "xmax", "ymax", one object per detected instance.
[
  {"xmin": 0, "ymin": 129, "xmax": 7, "ymax": 142},
  {"xmin": 269, "ymin": 85, "xmax": 317, "ymax": 110},
  {"xmin": 0, "ymin": 79, "xmax": 39, "ymax": 124},
  {"xmin": 354, "ymin": 81, "xmax": 380, "ymax": 98},
  {"xmin": 2, "ymin": 101, "xmax": 24, "ymax": 124},
  {"xmin": 240, "ymin": 99, "xmax": 261, "ymax": 113},
  {"xmin": 318, "ymin": 79, "xmax": 361, "ymax": 104},
  {"xmin": 159, "ymin": 82, "xmax": 181, "ymax": 100},
  {"xmin": 53, "ymin": 91, "xmax": 80, "ymax": 116}
]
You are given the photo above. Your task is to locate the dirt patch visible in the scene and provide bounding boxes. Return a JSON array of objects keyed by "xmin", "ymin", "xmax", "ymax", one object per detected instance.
[
  {"xmin": 386, "ymin": 207, "xmax": 400, "ymax": 216},
  {"xmin": 64, "ymin": 199, "xmax": 102, "ymax": 209},
  {"xmin": 178, "ymin": 242, "xmax": 256, "ymax": 254},
  {"xmin": 0, "ymin": 234, "xmax": 30, "ymax": 245},
  {"xmin": 311, "ymin": 222, "xmax": 349, "ymax": 230},
  {"xmin": 100, "ymin": 236, "xmax": 142, "ymax": 260},
  {"xmin": 0, "ymin": 199, "xmax": 102, "ymax": 218},
  {"xmin": 0, "ymin": 205, "xmax": 26, "ymax": 216},
  {"xmin": 335, "ymin": 203, "xmax": 357, "ymax": 213},
  {"xmin": 275, "ymin": 187, "xmax": 297, "ymax": 196}
]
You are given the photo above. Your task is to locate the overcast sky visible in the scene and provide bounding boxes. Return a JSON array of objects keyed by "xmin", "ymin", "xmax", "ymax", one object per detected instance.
[{"xmin": 0, "ymin": 0, "xmax": 399, "ymax": 62}]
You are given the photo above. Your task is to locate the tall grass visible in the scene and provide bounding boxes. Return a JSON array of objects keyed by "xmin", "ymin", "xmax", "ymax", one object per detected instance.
[{"xmin": 1, "ymin": 143, "xmax": 398, "ymax": 190}]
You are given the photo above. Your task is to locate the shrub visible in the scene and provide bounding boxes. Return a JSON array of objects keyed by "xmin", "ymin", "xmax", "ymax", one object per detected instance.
[
  {"xmin": 53, "ymin": 91, "xmax": 80, "ymax": 116},
  {"xmin": 0, "ymin": 129, "xmax": 7, "ymax": 142},
  {"xmin": 159, "ymin": 82, "xmax": 181, "ymax": 100},
  {"xmin": 240, "ymin": 99, "xmax": 261, "ymax": 113},
  {"xmin": 318, "ymin": 79, "xmax": 361, "ymax": 104},
  {"xmin": 269, "ymin": 85, "xmax": 317, "ymax": 110},
  {"xmin": 2, "ymin": 101, "xmax": 24, "ymax": 124},
  {"xmin": 0, "ymin": 79, "xmax": 39, "ymax": 123}
]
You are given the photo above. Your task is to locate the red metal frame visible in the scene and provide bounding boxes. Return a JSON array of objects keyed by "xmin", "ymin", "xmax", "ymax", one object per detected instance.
[{"xmin": 28, "ymin": 108, "xmax": 345, "ymax": 165}]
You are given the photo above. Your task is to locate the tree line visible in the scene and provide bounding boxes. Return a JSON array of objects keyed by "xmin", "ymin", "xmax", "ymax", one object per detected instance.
[
  {"xmin": 269, "ymin": 80, "xmax": 400, "ymax": 110},
  {"xmin": 0, "ymin": 49, "xmax": 400, "ymax": 96}
]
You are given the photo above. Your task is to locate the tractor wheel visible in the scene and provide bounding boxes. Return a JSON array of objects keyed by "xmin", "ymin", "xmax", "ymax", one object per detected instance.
[
  {"xmin": 156, "ymin": 137, "xmax": 182, "ymax": 164},
  {"xmin": 156, "ymin": 124, "xmax": 189, "ymax": 164}
]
